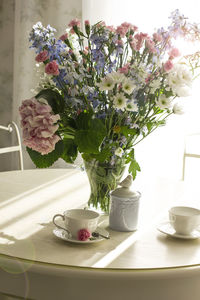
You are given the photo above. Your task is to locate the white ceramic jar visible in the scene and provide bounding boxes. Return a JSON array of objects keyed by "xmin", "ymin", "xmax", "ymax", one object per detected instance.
[{"xmin": 109, "ymin": 175, "xmax": 141, "ymax": 231}]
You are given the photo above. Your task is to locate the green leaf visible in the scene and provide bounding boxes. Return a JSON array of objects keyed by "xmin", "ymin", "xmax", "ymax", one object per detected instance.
[
  {"xmin": 75, "ymin": 129, "xmax": 104, "ymax": 154},
  {"xmin": 75, "ymin": 112, "xmax": 106, "ymax": 154},
  {"xmin": 61, "ymin": 139, "xmax": 78, "ymax": 163},
  {"xmin": 26, "ymin": 140, "xmax": 64, "ymax": 168},
  {"xmin": 36, "ymin": 89, "xmax": 65, "ymax": 114},
  {"xmin": 82, "ymin": 146, "xmax": 111, "ymax": 163},
  {"xmin": 121, "ymin": 126, "xmax": 137, "ymax": 137},
  {"xmin": 147, "ymin": 122, "xmax": 154, "ymax": 132},
  {"xmin": 76, "ymin": 111, "xmax": 92, "ymax": 130},
  {"xmin": 128, "ymin": 159, "xmax": 141, "ymax": 180}
]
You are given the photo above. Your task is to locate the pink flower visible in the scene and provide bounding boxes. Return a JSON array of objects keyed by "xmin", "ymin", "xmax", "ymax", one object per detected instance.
[
  {"xmin": 85, "ymin": 20, "xmax": 90, "ymax": 26},
  {"xmin": 134, "ymin": 33, "xmax": 148, "ymax": 51},
  {"xmin": 35, "ymin": 50, "xmax": 49, "ymax": 63},
  {"xmin": 119, "ymin": 63, "xmax": 130, "ymax": 74},
  {"xmin": 19, "ymin": 98, "xmax": 60, "ymax": 155},
  {"xmin": 163, "ymin": 60, "xmax": 174, "ymax": 72},
  {"xmin": 68, "ymin": 18, "xmax": 81, "ymax": 28},
  {"xmin": 45, "ymin": 60, "xmax": 59, "ymax": 76},
  {"xmin": 77, "ymin": 229, "xmax": 91, "ymax": 241},
  {"xmin": 153, "ymin": 33, "xmax": 162, "ymax": 42},
  {"xmin": 145, "ymin": 38, "xmax": 156, "ymax": 53},
  {"xmin": 59, "ymin": 33, "xmax": 68, "ymax": 41},
  {"xmin": 168, "ymin": 48, "xmax": 181, "ymax": 59},
  {"xmin": 117, "ymin": 39, "xmax": 124, "ymax": 46},
  {"xmin": 116, "ymin": 25, "xmax": 127, "ymax": 38},
  {"xmin": 130, "ymin": 38, "xmax": 137, "ymax": 50},
  {"xmin": 96, "ymin": 21, "xmax": 106, "ymax": 28},
  {"xmin": 121, "ymin": 22, "xmax": 132, "ymax": 30},
  {"xmin": 106, "ymin": 25, "xmax": 115, "ymax": 32},
  {"xmin": 119, "ymin": 22, "xmax": 138, "ymax": 33}
]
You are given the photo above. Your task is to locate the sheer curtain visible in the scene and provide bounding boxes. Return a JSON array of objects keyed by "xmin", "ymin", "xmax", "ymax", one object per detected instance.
[{"xmin": 82, "ymin": 0, "xmax": 200, "ymax": 182}]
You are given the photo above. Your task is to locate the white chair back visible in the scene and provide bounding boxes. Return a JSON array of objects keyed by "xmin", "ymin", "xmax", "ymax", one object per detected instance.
[
  {"xmin": 182, "ymin": 133, "xmax": 200, "ymax": 180},
  {"xmin": 0, "ymin": 122, "xmax": 24, "ymax": 170}
]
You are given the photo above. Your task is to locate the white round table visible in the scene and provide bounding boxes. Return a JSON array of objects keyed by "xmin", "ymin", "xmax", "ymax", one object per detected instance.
[{"xmin": 0, "ymin": 169, "xmax": 199, "ymax": 300}]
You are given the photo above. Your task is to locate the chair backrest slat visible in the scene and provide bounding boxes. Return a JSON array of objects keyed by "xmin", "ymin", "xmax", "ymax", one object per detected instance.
[
  {"xmin": 0, "ymin": 146, "xmax": 21, "ymax": 154},
  {"xmin": 0, "ymin": 122, "xmax": 24, "ymax": 170}
]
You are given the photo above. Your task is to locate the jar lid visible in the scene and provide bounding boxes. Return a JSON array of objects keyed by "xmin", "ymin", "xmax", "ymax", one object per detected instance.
[{"xmin": 111, "ymin": 175, "xmax": 139, "ymax": 199}]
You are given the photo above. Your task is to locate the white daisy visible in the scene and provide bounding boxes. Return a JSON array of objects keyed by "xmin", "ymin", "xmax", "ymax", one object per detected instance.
[
  {"xmin": 109, "ymin": 71, "xmax": 126, "ymax": 83},
  {"xmin": 126, "ymin": 101, "xmax": 138, "ymax": 112},
  {"xmin": 113, "ymin": 93, "xmax": 127, "ymax": 110},
  {"xmin": 115, "ymin": 147, "xmax": 124, "ymax": 157},
  {"xmin": 156, "ymin": 95, "xmax": 172, "ymax": 109},
  {"xmin": 122, "ymin": 78, "xmax": 136, "ymax": 95},
  {"xmin": 149, "ymin": 79, "xmax": 161, "ymax": 93},
  {"xmin": 97, "ymin": 76, "xmax": 115, "ymax": 91}
]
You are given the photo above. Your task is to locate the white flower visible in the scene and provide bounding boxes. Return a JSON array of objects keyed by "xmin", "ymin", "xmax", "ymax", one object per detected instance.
[
  {"xmin": 109, "ymin": 71, "xmax": 126, "ymax": 83},
  {"xmin": 173, "ymin": 85, "xmax": 191, "ymax": 97},
  {"xmin": 97, "ymin": 76, "xmax": 115, "ymax": 91},
  {"xmin": 113, "ymin": 93, "xmax": 127, "ymax": 110},
  {"xmin": 176, "ymin": 64, "xmax": 193, "ymax": 86},
  {"xmin": 71, "ymin": 87, "xmax": 79, "ymax": 97},
  {"xmin": 167, "ymin": 64, "xmax": 193, "ymax": 97},
  {"xmin": 126, "ymin": 100, "xmax": 138, "ymax": 112},
  {"xmin": 156, "ymin": 95, "xmax": 172, "ymax": 109},
  {"xmin": 115, "ymin": 147, "xmax": 124, "ymax": 157},
  {"xmin": 149, "ymin": 79, "xmax": 161, "ymax": 93},
  {"xmin": 173, "ymin": 103, "xmax": 184, "ymax": 114},
  {"xmin": 122, "ymin": 78, "xmax": 136, "ymax": 95}
]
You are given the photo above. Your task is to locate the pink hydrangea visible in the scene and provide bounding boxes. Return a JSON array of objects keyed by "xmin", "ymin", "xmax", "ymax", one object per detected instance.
[
  {"xmin": 59, "ymin": 33, "xmax": 68, "ymax": 41},
  {"xmin": 163, "ymin": 60, "xmax": 174, "ymax": 72},
  {"xmin": 45, "ymin": 60, "xmax": 59, "ymax": 76},
  {"xmin": 35, "ymin": 50, "xmax": 49, "ymax": 63},
  {"xmin": 77, "ymin": 229, "xmax": 91, "ymax": 241},
  {"xmin": 19, "ymin": 98, "xmax": 60, "ymax": 155}
]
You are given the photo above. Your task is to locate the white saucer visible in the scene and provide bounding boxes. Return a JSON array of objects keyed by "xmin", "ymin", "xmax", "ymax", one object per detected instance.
[
  {"xmin": 157, "ymin": 222, "xmax": 200, "ymax": 240},
  {"xmin": 53, "ymin": 227, "xmax": 109, "ymax": 244}
]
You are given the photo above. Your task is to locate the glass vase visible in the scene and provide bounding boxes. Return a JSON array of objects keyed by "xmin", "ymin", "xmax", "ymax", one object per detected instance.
[{"xmin": 84, "ymin": 158, "xmax": 125, "ymax": 214}]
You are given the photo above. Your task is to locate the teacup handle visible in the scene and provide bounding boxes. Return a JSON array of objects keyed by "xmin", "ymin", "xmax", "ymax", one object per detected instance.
[{"xmin": 52, "ymin": 214, "xmax": 70, "ymax": 234}]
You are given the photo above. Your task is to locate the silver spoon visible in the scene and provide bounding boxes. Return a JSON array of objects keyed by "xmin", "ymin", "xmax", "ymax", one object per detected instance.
[{"xmin": 92, "ymin": 231, "xmax": 110, "ymax": 239}]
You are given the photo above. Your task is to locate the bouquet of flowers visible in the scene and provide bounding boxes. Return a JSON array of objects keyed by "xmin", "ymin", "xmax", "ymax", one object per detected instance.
[{"xmin": 19, "ymin": 10, "xmax": 200, "ymax": 212}]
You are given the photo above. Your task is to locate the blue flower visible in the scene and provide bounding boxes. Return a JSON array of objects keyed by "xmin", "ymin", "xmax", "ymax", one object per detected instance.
[{"xmin": 29, "ymin": 22, "xmax": 56, "ymax": 53}]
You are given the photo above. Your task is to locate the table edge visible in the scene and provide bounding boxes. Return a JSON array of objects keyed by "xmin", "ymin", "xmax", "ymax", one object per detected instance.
[{"xmin": 1, "ymin": 252, "xmax": 200, "ymax": 273}]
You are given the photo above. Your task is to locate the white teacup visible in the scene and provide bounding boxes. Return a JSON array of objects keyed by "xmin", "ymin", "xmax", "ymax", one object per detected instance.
[
  {"xmin": 169, "ymin": 206, "xmax": 200, "ymax": 235},
  {"xmin": 53, "ymin": 209, "xmax": 100, "ymax": 239}
]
